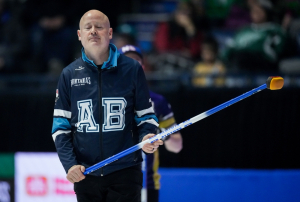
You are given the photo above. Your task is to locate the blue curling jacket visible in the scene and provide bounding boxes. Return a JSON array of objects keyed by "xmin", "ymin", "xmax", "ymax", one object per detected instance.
[{"xmin": 51, "ymin": 44, "xmax": 158, "ymax": 176}]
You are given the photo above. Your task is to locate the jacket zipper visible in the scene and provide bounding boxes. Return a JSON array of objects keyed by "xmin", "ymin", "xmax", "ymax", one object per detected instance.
[{"xmin": 98, "ymin": 68, "xmax": 104, "ymax": 176}]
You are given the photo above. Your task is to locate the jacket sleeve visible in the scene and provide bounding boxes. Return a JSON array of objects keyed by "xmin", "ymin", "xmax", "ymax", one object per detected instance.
[
  {"xmin": 134, "ymin": 65, "xmax": 159, "ymax": 142},
  {"xmin": 52, "ymin": 69, "xmax": 78, "ymax": 173}
]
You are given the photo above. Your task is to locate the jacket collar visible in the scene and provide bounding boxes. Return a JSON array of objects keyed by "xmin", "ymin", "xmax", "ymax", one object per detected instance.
[{"xmin": 81, "ymin": 43, "xmax": 120, "ymax": 69}]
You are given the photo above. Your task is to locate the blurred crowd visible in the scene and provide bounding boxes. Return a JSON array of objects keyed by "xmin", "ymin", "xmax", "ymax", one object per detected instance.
[
  {"xmin": 0, "ymin": 0, "xmax": 132, "ymax": 75},
  {"xmin": 1, "ymin": 0, "xmax": 300, "ymax": 87}
]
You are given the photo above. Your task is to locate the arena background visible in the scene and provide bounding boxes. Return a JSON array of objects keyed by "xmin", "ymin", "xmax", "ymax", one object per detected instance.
[{"xmin": 1, "ymin": 0, "xmax": 300, "ymax": 201}]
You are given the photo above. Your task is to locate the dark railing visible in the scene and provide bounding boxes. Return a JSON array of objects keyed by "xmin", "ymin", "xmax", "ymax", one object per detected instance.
[{"xmin": 1, "ymin": 72, "xmax": 300, "ymax": 93}]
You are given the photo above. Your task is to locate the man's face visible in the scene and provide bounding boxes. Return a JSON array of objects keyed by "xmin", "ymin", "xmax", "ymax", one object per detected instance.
[{"xmin": 77, "ymin": 11, "xmax": 112, "ymax": 53}]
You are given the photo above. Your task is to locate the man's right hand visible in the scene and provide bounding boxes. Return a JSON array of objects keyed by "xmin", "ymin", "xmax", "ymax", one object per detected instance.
[{"xmin": 67, "ymin": 165, "xmax": 86, "ymax": 183}]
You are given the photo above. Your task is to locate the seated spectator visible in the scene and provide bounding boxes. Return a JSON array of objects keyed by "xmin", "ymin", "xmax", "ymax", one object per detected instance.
[
  {"xmin": 153, "ymin": 1, "xmax": 208, "ymax": 60},
  {"xmin": 221, "ymin": 0, "xmax": 288, "ymax": 73},
  {"xmin": 192, "ymin": 36, "xmax": 226, "ymax": 87},
  {"xmin": 21, "ymin": 0, "xmax": 84, "ymax": 74},
  {"xmin": 275, "ymin": 0, "xmax": 300, "ymax": 74},
  {"xmin": 278, "ymin": 0, "xmax": 300, "ymax": 55},
  {"xmin": 0, "ymin": 0, "xmax": 28, "ymax": 74}
]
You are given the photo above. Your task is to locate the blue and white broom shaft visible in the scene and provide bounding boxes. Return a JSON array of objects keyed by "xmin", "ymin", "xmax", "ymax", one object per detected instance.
[
  {"xmin": 149, "ymin": 83, "xmax": 267, "ymax": 143},
  {"xmin": 84, "ymin": 84, "xmax": 267, "ymax": 174},
  {"xmin": 84, "ymin": 83, "xmax": 271, "ymax": 175}
]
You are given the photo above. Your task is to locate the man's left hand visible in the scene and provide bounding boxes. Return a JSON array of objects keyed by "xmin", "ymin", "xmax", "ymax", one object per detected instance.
[{"xmin": 142, "ymin": 133, "xmax": 163, "ymax": 153}]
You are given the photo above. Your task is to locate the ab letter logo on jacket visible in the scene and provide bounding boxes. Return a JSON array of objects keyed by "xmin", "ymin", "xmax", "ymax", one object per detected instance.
[
  {"xmin": 76, "ymin": 99, "xmax": 99, "ymax": 132},
  {"xmin": 102, "ymin": 98, "xmax": 127, "ymax": 132},
  {"xmin": 76, "ymin": 98, "xmax": 127, "ymax": 133}
]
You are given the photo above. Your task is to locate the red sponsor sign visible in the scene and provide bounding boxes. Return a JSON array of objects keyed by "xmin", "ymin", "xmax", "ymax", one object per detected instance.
[
  {"xmin": 55, "ymin": 178, "xmax": 75, "ymax": 195},
  {"xmin": 26, "ymin": 176, "xmax": 47, "ymax": 196}
]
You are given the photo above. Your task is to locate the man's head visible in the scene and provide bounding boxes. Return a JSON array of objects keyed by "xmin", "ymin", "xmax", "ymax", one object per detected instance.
[
  {"xmin": 77, "ymin": 10, "xmax": 112, "ymax": 54},
  {"xmin": 119, "ymin": 45, "xmax": 144, "ymax": 67}
]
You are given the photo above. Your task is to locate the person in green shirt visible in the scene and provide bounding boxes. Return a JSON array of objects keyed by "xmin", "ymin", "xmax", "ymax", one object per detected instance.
[{"xmin": 222, "ymin": 0, "xmax": 288, "ymax": 72}]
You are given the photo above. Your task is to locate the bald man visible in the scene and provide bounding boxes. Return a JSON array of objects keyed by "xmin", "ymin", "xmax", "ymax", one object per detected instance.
[{"xmin": 51, "ymin": 10, "xmax": 162, "ymax": 202}]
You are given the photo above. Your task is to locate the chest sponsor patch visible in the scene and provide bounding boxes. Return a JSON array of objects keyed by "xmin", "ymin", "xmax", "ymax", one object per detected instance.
[{"xmin": 71, "ymin": 77, "xmax": 91, "ymax": 87}]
